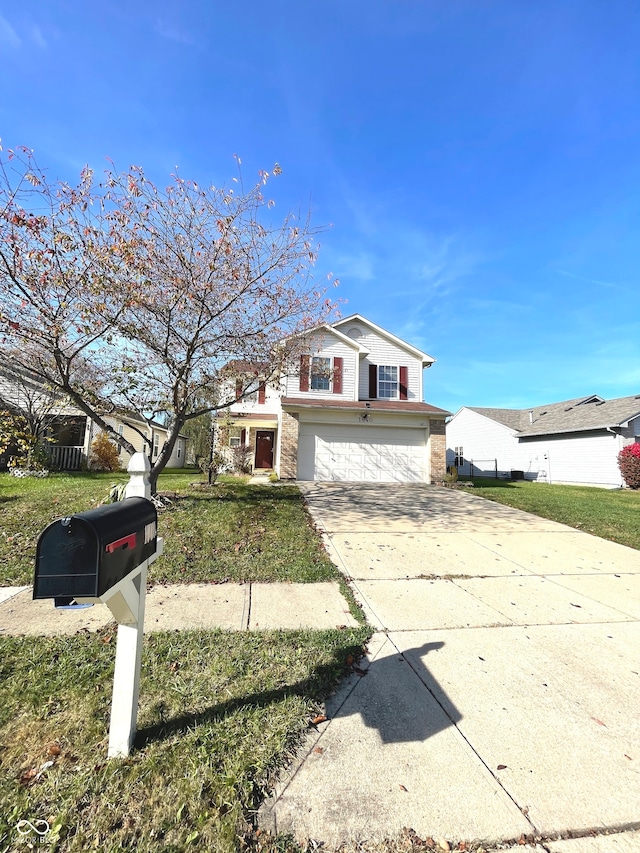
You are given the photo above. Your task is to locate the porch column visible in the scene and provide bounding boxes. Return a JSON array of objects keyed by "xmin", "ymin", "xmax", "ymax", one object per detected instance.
[
  {"xmin": 429, "ymin": 418, "xmax": 447, "ymax": 484},
  {"xmin": 279, "ymin": 411, "xmax": 299, "ymax": 479}
]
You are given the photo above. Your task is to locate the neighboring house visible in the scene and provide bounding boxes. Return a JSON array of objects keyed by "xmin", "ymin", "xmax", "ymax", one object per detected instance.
[
  {"xmin": 88, "ymin": 414, "xmax": 188, "ymax": 471},
  {"xmin": 0, "ymin": 364, "xmax": 187, "ymax": 470},
  {"xmin": 446, "ymin": 395, "xmax": 640, "ymax": 488},
  {"xmin": 217, "ymin": 314, "xmax": 450, "ymax": 483}
]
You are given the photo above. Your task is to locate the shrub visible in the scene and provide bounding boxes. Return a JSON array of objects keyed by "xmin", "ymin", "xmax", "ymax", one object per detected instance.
[
  {"xmin": 618, "ymin": 443, "xmax": 640, "ymax": 489},
  {"xmin": 89, "ymin": 431, "xmax": 121, "ymax": 471},
  {"xmin": 444, "ymin": 465, "xmax": 458, "ymax": 484},
  {"xmin": 198, "ymin": 451, "xmax": 228, "ymax": 485},
  {"xmin": 232, "ymin": 443, "xmax": 253, "ymax": 474},
  {"xmin": 0, "ymin": 411, "xmax": 50, "ymax": 471}
]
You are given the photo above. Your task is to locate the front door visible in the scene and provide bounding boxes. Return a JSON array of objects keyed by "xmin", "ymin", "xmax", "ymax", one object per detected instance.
[{"xmin": 255, "ymin": 430, "xmax": 275, "ymax": 469}]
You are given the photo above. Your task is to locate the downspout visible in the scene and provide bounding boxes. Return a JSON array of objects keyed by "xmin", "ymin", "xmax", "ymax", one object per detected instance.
[{"xmin": 606, "ymin": 426, "xmax": 623, "ymax": 487}]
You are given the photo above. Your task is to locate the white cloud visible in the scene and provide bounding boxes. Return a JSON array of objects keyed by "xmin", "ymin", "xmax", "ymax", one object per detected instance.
[
  {"xmin": 30, "ymin": 25, "xmax": 47, "ymax": 48},
  {"xmin": 154, "ymin": 20, "xmax": 195, "ymax": 45},
  {"xmin": 0, "ymin": 13, "xmax": 21, "ymax": 48},
  {"xmin": 333, "ymin": 251, "xmax": 375, "ymax": 282},
  {"xmin": 555, "ymin": 269, "xmax": 624, "ymax": 290}
]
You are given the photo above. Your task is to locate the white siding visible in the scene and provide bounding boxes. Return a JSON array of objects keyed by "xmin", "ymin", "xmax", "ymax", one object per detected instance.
[
  {"xmin": 521, "ymin": 432, "xmax": 624, "ymax": 487},
  {"xmin": 447, "ymin": 408, "xmax": 628, "ymax": 487},
  {"xmin": 227, "ymin": 380, "xmax": 281, "ymax": 414},
  {"xmin": 355, "ymin": 330, "xmax": 423, "ymax": 401},
  {"xmin": 446, "ymin": 409, "xmax": 533, "ymax": 478},
  {"xmin": 283, "ymin": 332, "xmax": 358, "ymax": 401}
]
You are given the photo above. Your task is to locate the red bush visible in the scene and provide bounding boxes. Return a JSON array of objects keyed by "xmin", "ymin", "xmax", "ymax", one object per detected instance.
[{"xmin": 618, "ymin": 443, "xmax": 640, "ymax": 489}]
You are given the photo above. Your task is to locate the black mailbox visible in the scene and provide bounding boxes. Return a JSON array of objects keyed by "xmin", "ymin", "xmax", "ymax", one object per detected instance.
[{"xmin": 34, "ymin": 497, "xmax": 158, "ymax": 601}]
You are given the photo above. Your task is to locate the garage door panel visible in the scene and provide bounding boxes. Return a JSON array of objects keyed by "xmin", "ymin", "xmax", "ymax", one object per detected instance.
[{"xmin": 297, "ymin": 424, "xmax": 427, "ymax": 483}]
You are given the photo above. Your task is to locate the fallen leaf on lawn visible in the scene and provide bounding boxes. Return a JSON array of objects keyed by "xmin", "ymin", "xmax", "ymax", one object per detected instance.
[
  {"xmin": 497, "ymin": 764, "xmax": 507, "ymax": 770},
  {"xmin": 592, "ymin": 717, "xmax": 606, "ymax": 727},
  {"xmin": 102, "ymin": 634, "xmax": 113, "ymax": 644},
  {"xmin": 169, "ymin": 661, "xmax": 179, "ymax": 672},
  {"xmin": 45, "ymin": 743, "xmax": 61, "ymax": 757},
  {"xmin": 311, "ymin": 715, "xmax": 327, "ymax": 726},
  {"xmin": 234, "ymin": 543, "xmax": 241, "ymax": 553},
  {"xmin": 19, "ymin": 768, "xmax": 38, "ymax": 786}
]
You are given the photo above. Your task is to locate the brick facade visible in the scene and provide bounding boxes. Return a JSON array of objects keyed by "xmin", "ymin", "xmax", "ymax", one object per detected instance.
[
  {"xmin": 279, "ymin": 411, "xmax": 300, "ymax": 479},
  {"xmin": 429, "ymin": 418, "xmax": 447, "ymax": 484}
]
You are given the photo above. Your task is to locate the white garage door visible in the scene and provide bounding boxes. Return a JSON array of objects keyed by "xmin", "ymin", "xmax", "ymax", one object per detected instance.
[{"xmin": 298, "ymin": 424, "xmax": 427, "ymax": 482}]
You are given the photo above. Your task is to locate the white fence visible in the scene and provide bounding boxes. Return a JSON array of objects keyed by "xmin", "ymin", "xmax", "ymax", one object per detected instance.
[{"xmin": 47, "ymin": 445, "xmax": 85, "ymax": 471}]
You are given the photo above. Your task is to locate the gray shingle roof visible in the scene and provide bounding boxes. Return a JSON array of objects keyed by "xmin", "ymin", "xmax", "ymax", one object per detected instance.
[{"xmin": 468, "ymin": 394, "xmax": 640, "ymax": 437}]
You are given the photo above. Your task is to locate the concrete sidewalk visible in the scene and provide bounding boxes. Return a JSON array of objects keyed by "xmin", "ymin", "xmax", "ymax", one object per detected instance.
[
  {"xmin": 259, "ymin": 483, "xmax": 640, "ymax": 852},
  {"xmin": 0, "ymin": 581, "xmax": 358, "ymax": 635}
]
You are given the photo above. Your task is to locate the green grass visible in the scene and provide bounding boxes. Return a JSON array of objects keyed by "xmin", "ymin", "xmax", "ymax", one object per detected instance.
[
  {"xmin": 0, "ymin": 626, "xmax": 370, "ymax": 852},
  {"xmin": 0, "ymin": 471, "xmax": 338, "ymax": 586},
  {"xmin": 467, "ymin": 478, "xmax": 640, "ymax": 550}
]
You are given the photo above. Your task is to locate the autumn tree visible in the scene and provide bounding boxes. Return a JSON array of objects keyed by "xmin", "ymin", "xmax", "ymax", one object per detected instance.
[
  {"xmin": 0, "ymin": 145, "xmax": 337, "ymax": 491},
  {"xmin": 0, "ymin": 360, "xmax": 62, "ymax": 469}
]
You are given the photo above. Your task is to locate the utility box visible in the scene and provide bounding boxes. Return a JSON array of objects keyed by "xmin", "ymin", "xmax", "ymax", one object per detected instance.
[
  {"xmin": 510, "ymin": 470, "xmax": 525, "ymax": 481},
  {"xmin": 33, "ymin": 497, "xmax": 157, "ymax": 601}
]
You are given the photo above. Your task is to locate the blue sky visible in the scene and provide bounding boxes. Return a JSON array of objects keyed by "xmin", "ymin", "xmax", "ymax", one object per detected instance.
[{"xmin": 2, "ymin": 0, "xmax": 640, "ymax": 414}]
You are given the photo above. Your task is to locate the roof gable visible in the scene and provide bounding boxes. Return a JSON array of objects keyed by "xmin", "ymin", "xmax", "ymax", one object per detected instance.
[{"xmin": 332, "ymin": 314, "xmax": 435, "ymax": 365}]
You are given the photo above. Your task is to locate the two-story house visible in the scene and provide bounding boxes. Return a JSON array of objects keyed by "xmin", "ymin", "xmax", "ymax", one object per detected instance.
[{"xmin": 217, "ymin": 314, "xmax": 449, "ymax": 483}]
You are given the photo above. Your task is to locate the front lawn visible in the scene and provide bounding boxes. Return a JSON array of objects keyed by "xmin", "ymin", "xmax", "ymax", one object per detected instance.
[
  {"xmin": 0, "ymin": 471, "xmax": 338, "ymax": 586},
  {"xmin": 0, "ymin": 626, "xmax": 369, "ymax": 852},
  {"xmin": 467, "ymin": 478, "xmax": 640, "ymax": 550}
]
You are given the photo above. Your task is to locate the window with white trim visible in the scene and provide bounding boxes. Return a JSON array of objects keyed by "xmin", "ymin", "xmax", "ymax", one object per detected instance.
[
  {"xmin": 229, "ymin": 436, "xmax": 241, "ymax": 448},
  {"xmin": 378, "ymin": 365, "xmax": 398, "ymax": 399},
  {"xmin": 153, "ymin": 433, "xmax": 159, "ymax": 458},
  {"xmin": 454, "ymin": 446, "xmax": 464, "ymax": 467},
  {"xmin": 310, "ymin": 357, "xmax": 331, "ymax": 391}
]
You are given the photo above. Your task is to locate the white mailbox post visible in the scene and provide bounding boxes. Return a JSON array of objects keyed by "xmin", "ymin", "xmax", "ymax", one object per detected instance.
[
  {"xmin": 105, "ymin": 453, "xmax": 163, "ymax": 757},
  {"xmin": 33, "ymin": 452, "xmax": 163, "ymax": 759}
]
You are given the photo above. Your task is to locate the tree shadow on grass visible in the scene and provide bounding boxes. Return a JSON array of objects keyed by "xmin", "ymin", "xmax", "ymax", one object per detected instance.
[
  {"xmin": 135, "ymin": 651, "xmax": 355, "ymax": 749},
  {"xmin": 135, "ymin": 640, "xmax": 460, "ymax": 750}
]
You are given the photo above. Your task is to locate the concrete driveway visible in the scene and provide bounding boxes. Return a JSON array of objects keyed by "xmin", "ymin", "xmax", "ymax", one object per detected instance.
[{"xmin": 260, "ymin": 483, "xmax": 640, "ymax": 851}]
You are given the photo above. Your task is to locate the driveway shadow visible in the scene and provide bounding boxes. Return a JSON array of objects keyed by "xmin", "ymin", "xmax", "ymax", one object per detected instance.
[
  {"xmin": 135, "ymin": 639, "xmax": 460, "ymax": 750},
  {"xmin": 300, "ymin": 482, "xmax": 543, "ymax": 531},
  {"xmin": 327, "ymin": 638, "xmax": 461, "ymax": 744}
]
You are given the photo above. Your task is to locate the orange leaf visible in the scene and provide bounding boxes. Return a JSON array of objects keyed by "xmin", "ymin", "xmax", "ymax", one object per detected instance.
[{"xmin": 311, "ymin": 715, "xmax": 327, "ymax": 726}]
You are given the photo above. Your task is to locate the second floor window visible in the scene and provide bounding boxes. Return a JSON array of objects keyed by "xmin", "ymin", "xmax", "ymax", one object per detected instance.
[
  {"xmin": 378, "ymin": 365, "xmax": 398, "ymax": 399},
  {"xmin": 311, "ymin": 357, "xmax": 331, "ymax": 391}
]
